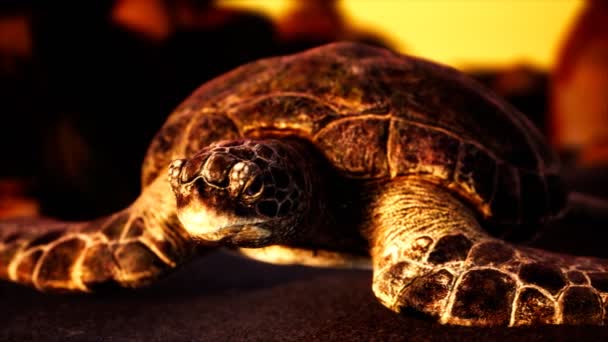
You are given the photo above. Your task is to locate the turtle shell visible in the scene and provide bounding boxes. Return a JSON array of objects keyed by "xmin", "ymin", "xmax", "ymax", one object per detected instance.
[{"xmin": 143, "ymin": 42, "xmax": 566, "ymax": 230}]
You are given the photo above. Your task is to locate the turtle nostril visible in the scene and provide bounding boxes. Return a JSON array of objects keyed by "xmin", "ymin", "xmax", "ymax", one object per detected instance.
[
  {"xmin": 202, "ymin": 153, "xmax": 234, "ymax": 187},
  {"xmin": 244, "ymin": 175, "xmax": 264, "ymax": 197}
]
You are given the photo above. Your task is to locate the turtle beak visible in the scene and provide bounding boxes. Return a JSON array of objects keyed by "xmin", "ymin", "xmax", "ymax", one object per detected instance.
[
  {"xmin": 175, "ymin": 192, "xmax": 273, "ymax": 246},
  {"xmin": 220, "ymin": 224, "xmax": 272, "ymax": 247}
]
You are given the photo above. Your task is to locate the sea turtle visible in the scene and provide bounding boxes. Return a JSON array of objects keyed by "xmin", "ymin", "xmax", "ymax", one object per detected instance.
[{"xmin": 1, "ymin": 42, "xmax": 607, "ymax": 327}]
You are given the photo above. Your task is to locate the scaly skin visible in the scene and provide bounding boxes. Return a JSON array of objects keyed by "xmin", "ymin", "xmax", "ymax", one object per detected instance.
[
  {"xmin": 370, "ymin": 178, "xmax": 608, "ymax": 326},
  {"xmin": 0, "ymin": 178, "xmax": 194, "ymax": 292}
]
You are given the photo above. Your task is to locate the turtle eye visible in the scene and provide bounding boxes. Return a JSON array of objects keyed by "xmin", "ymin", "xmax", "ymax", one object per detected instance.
[{"xmin": 243, "ymin": 175, "xmax": 264, "ymax": 198}]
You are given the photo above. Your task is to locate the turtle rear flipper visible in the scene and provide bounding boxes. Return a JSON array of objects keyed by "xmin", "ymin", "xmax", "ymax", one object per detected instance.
[
  {"xmin": 0, "ymin": 178, "xmax": 195, "ymax": 292},
  {"xmin": 370, "ymin": 178, "xmax": 608, "ymax": 326}
]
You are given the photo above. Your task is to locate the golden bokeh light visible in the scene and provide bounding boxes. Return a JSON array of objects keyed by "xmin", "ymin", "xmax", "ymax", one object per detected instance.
[{"xmin": 220, "ymin": 0, "xmax": 584, "ymax": 69}]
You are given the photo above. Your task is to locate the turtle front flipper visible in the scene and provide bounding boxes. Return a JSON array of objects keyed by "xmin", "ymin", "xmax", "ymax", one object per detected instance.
[
  {"xmin": 369, "ymin": 178, "xmax": 608, "ymax": 326},
  {"xmin": 0, "ymin": 177, "xmax": 195, "ymax": 292}
]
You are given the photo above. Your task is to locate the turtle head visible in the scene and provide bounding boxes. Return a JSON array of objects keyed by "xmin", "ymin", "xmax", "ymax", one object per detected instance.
[{"xmin": 168, "ymin": 140, "xmax": 310, "ymax": 247}]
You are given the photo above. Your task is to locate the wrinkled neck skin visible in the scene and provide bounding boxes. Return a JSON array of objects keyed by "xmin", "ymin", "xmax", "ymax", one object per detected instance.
[
  {"xmin": 280, "ymin": 141, "xmax": 370, "ymax": 255},
  {"xmin": 259, "ymin": 139, "xmax": 334, "ymax": 247}
]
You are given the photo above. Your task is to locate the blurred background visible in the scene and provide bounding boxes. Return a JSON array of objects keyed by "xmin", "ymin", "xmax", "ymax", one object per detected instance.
[{"xmin": 0, "ymin": 0, "xmax": 606, "ymax": 221}]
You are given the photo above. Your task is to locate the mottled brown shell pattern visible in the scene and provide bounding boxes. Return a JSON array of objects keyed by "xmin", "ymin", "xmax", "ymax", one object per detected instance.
[{"xmin": 143, "ymin": 42, "xmax": 565, "ymax": 232}]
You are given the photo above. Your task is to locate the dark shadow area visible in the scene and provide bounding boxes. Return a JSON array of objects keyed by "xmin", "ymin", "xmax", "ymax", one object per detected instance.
[
  {"xmin": 530, "ymin": 164, "xmax": 608, "ymax": 258},
  {"xmin": 0, "ymin": 0, "xmax": 279, "ymax": 221}
]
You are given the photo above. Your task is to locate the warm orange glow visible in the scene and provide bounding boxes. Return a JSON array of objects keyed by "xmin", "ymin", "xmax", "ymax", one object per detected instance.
[
  {"xmin": 0, "ymin": 180, "xmax": 39, "ymax": 219},
  {"xmin": 0, "ymin": 15, "xmax": 32, "ymax": 56},
  {"xmin": 112, "ymin": 0, "xmax": 170, "ymax": 41},
  {"xmin": 220, "ymin": 0, "xmax": 584, "ymax": 70}
]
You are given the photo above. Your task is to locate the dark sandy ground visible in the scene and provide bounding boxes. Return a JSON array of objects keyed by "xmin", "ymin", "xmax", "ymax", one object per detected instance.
[
  {"xmin": 2, "ymin": 165, "xmax": 608, "ymax": 341},
  {"xmin": 3, "ymin": 250, "xmax": 608, "ymax": 342}
]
